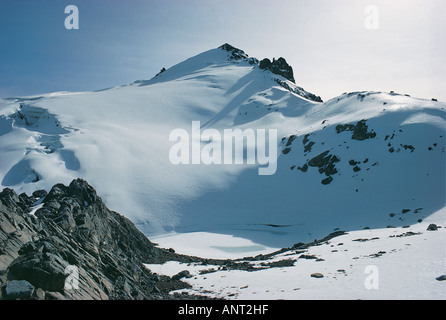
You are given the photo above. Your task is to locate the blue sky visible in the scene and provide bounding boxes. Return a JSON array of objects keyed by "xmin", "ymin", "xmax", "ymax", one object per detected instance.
[{"xmin": 0, "ymin": 0, "xmax": 445, "ymax": 101}]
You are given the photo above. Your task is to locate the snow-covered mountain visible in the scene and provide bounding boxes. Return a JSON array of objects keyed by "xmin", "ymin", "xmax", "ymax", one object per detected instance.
[{"xmin": 0, "ymin": 43, "xmax": 445, "ymax": 256}]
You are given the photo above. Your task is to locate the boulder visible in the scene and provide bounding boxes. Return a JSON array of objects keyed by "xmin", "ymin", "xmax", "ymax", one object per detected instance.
[
  {"xmin": 2, "ymin": 280, "xmax": 35, "ymax": 300},
  {"xmin": 311, "ymin": 273, "xmax": 324, "ymax": 278},
  {"xmin": 427, "ymin": 223, "xmax": 438, "ymax": 231},
  {"xmin": 172, "ymin": 270, "xmax": 192, "ymax": 281}
]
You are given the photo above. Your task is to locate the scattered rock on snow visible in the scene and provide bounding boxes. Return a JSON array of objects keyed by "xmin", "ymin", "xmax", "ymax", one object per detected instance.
[
  {"xmin": 172, "ymin": 270, "xmax": 192, "ymax": 280},
  {"xmin": 335, "ymin": 119, "xmax": 376, "ymax": 141},
  {"xmin": 310, "ymin": 273, "xmax": 324, "ymax": 278},
  {"xmin": 299, "ymin": 254, "xmax": 318, "ymax": 260},
  {"xmin": 427, "ymin": 224, "xmax": 438, "ymax": 231}
]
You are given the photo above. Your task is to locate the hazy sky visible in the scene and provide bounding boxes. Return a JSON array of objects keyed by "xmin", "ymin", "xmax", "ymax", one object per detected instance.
[{"xmin": 1, "ymin": 0, "xmax": 445, "ymax": 101}]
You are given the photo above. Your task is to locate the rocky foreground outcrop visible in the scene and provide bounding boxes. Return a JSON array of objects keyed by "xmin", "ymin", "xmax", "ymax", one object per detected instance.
[{"xmin": 0, "ymin": 179, "xmax": 200, "ymax": 300}]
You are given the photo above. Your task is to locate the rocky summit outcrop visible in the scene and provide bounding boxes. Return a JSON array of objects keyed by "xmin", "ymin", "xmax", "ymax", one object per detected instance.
[
  {"xmin": 218, "ymin": 43, "xmax": 296, "ymax": 84},
  {"xmin": 259, "ymin": 57, "xmax": 295, "ymax": 83},
  {"xmin": 218, "ymin": 43, "xmax": 322, "ymax": 102},
  {"xmin": 0, "ymin": 179, "xmax": 198, "ymax": 300},
  {"xmin": 219, "ymin": 43, "xmax": 259, "ymax": 65}
]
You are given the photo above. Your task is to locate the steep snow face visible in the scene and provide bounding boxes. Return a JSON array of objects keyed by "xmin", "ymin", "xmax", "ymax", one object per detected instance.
[{"xmin": 0, "ymin": 45, "xmax": 445, "ymax": 249}]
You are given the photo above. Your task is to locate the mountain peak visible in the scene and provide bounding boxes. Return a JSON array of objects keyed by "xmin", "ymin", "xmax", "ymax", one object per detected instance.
[
  {"xmin": 218, "ymin": 43, "xmax": 243, "ymax": 53},
  {"xmin": 218, "ymin": 43, "xmax": 258, "ymax": 65},
  {"xmin": 218, "ymin": 43, "xmax": 295, "ymax": 84}
]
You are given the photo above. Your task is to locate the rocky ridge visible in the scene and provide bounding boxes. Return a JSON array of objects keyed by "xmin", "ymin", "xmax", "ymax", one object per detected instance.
[
  {"xmin": 219, "ymin": 43, "xmax": 323, "ymax": 102},
  {"xmin": 0, "ymin": 179, "xmax": 205, "ymax": 300}
]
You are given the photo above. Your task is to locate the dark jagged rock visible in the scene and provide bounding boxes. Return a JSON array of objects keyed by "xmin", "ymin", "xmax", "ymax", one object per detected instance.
[
  {"xmin": 219, "ymin": 43, "xmax": 322, "ymax": 102},
  {"xmin": 351, "ymin": 120, "xmax": 376, "ymax": 141},
  {"xmin": 219, "ymin": 43, "xmax": 257, "ymax": 64},
  {"xmin": 0, "ymin": 179, "xmax": 206, "ymax": 300},
  {"xmin": 0, "ymin": 188, "xmax": 30, "ymax": 214},
  {"xmin": 219, "ymin": 43, "xmax": 245, "ymax": 56},
  {"xmin": 259, "ymin": 57, "xmax": 295, "ymax": 83},
  {"xmin": 172, "ymin": 270, "xmax": 192, "ymax": 281},
  {"xmin": 155, "ymin": 67, "xmax": 166, "ymax": 77},
  {"xmin": 336, "ymin": 119, "xmax": 376, "ymax": 141},
  {"xmin": 321, "ymin": 176, "xmax": 333, "ymax": 185},
  {"xmin": 259, "ymin": 58, "xmax": 272, "ymax": 70},
  {"xmin": 304, "ymin": 141, "xmax": 315, "ymax": 153},
  {"xmin": 274, "ymin": 79, "xmax": 323, "ymax": 102},
  {"xmin": 282, "ymin": 134, "xmax": 339, "ymax": 184},
  {"xmin": 308, "ymin": 150, "xmax": 340, "ymax": 177},
  {"xmin": 220, "ymin": 43, "xmax": 295, "ymax": 82},
  {"xmin": 285, "ymin": 135, "xmax": 297, "ymax": 147},
  {"xmin": 427, "ymin": 223, "xmax": 438, "ymax": 231}
]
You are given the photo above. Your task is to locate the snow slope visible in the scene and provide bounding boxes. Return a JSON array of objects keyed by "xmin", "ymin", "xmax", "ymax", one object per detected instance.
[
  {"xmin": 145, "ymin": 208, "xmax": 446, "ymax": 300},
  {"xmin": 0, "ymin": 44, "xmax": 445, "ymax": 256}
]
